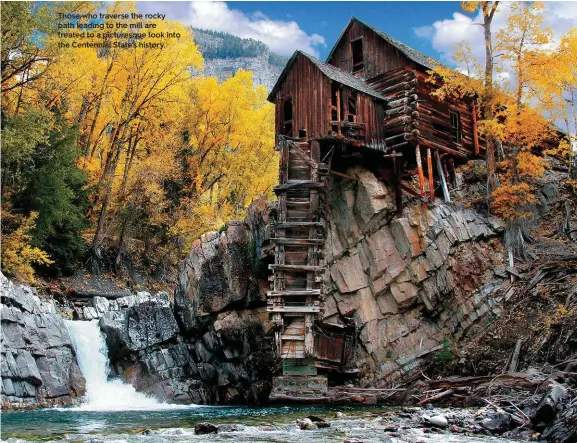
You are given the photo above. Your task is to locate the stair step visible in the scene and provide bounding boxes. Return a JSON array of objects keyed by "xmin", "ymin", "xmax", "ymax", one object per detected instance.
[
  {"xmin": 282, "ymin": 335, "xmax": 305, "ymax": 341},
  {"xmin": 269, "ymin": 264, "xmax": 324, "ymax": 272},
  {"xmin": 274, "ymin": 222, "xmax": 323, "ymax": 228},
  {"xmin": 268, "ymin": 289, "xmax": 321, "ymax": 297},
  {"xmin": 270, "ymin": 238, "xmax": 324, "ymax": 246},
  {"xmin": 267, "ymin": 306, "xmax": 320, "ymax": 313},
  {"xmin": 274, "ymin": 181, "xmax": 323, "ymax": 193}
]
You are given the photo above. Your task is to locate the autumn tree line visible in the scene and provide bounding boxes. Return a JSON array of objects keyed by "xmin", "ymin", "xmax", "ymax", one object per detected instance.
[
  {"xmin": 1, "ymin": 2, "xmax": 278, "ymax": 282},
  {"xmin": 431, "ymin": 1, "xmax": 577, "ymax": 261}
]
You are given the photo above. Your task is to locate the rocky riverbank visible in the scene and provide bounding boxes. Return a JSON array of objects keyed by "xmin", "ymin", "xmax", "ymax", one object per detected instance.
[{"xmin": 1, "ymin": 274, "xmax": 85, "ymax": 410}]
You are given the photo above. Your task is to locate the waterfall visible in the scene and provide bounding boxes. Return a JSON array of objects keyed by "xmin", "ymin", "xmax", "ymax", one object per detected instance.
[{"xmin": 65, "ymin": 320, "xmax": 182, "ymax": 411}]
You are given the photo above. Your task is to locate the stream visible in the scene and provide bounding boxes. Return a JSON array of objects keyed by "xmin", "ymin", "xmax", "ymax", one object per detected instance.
[{"xmin": 1, "ymin": 321, "xmax": 528, "ymax": 443}]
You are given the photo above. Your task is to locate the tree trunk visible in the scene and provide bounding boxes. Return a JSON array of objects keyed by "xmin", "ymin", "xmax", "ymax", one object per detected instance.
[{"xmin": 483, "ymin": 2, "xmax": 499, "ymax": 193}]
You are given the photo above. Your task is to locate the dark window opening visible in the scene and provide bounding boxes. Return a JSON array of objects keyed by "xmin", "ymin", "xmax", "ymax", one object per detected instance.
[
  {"xmin": 298, "ymin": 129, "xmax": 307, "ymax": 138},
  {"xmin": 282, "ymin": 98, "xmax": 293, "ymax": 137},
  {"xmin": 331, "ymin": 83, "xmax": 344, "ymax": 134},
  {"xmin": 450, "ymin": 110, "xmax": 461, "ymax": 144},
  {"xmin": 351, "ymin": 38, "xmax": 364, "ymax": 73},
  {"xmin": 347, "ymin": 92, "xmax": 357, "ymax": 122}
]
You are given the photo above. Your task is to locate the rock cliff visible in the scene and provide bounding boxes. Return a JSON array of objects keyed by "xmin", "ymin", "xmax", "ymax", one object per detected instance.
[
  {"xmin": 193, "ymin": 28, "xmax": 287, "ymax": 91},
  {"xmin": 1, "ymin": 273, "xmax": 85, "ymax": 409},
  {"xmin": 87, "ymin": 213, "xmax": 277, "ymax": 405},
  {"xmin": 322, "ymin": 166, "xmax": 507, "ymax": 384}
]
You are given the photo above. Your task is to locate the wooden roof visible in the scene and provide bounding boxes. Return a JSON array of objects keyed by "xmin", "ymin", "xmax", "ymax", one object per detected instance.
[
  {"xmin": 267, "ymin": 50, "xmax": 386, "ymax": 103},
  {"xmin": 326, "ymin": 17, "xmax": 440, "ymax": 71}
]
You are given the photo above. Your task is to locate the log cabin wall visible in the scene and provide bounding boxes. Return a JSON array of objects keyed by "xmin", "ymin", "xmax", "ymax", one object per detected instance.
[
  {"xmin": 327, "ymin": 20, "xmax": 409, "ymax": 79},
  {"xmin": 413, "ymin": 69, "xmax": 480, "ymax": 159}
]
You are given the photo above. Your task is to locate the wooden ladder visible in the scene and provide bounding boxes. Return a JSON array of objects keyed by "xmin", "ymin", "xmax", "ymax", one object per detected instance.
[{"xmin": 269, "ymin": 139, "xmax": 327, "ymax": 368}]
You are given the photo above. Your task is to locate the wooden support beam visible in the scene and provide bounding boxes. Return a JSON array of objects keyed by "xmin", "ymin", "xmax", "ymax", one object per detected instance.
[
  {"xmin": 418, "ymin": 139, "xmax": 469, "ymax": 159},
  {"xmin": 435, "ymin": 150, "xmax": 451, "ymax": 202},
  {"xmin": 472, "ymin": 101, "xmax": 480, "ymax": 156},
  {"xmin": 415, "ymin": 145, "xmax": 426, "ymax": 200},
  {"xmin": 427, "ymin": 147, "xmax": 435, "ymax": 200},
  {"xmin": 336, "ymin": 88, "xmax": 341, "ymax": 135},
  {"xmin": 392, "ymin": 153, "xmax": 403, "ymax": 216}
]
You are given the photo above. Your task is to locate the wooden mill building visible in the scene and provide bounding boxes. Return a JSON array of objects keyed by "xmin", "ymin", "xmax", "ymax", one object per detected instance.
[{"xmin": 266, "ymin": 17, "xmax": 483, "ymax": 386}]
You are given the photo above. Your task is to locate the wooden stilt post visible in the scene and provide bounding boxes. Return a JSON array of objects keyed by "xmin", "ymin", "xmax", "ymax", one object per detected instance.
[
  {"xmin": 392, "ymin": 151, "xmax": 403, "ymax": 216},
  {"xmin": 415, "ymin": 144, "xmax": 426, "ymax": 199},
  {"xmin": 427, "ymin": 147, "xmax": 434, "ymax": 200},
  {"xmin": 336, "ymin": 89, "xmax": 341, "ymax": 136},
  {"xmin": 472, "ymin": 101, "xmax": 480, "ymax": 156},
  {"xmin": 435, "ymin": 150, "xmax": 451, "ymax": 202}
]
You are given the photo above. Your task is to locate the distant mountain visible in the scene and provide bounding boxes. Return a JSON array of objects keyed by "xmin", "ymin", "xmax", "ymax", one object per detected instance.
[{"xmin": 193, "ymin": 28, "xmax": 289, "ymax": 92}]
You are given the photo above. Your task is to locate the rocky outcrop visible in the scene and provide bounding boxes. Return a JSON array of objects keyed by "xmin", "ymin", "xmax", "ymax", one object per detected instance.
[
  {"xmin": 1, "ymin": 273, "xmax": 85, "ymax": 409},
  {"xmin": 323, "ymin": 166, "xmax": 507, "ymax": 384},
  {"xmin": 172, "ymin": 214, "xmax": 277, "ymax": 403},
  {"xmin": 87, "ymin": 212, "xmax": 276, "ymax": 405},
  {"xmin": 193, "ymin": 29, "xmax": 286, "ymax": 91}
]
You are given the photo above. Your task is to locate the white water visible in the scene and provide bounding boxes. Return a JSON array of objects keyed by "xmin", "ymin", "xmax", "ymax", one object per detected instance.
[{"xmin": 65, "ymin": 320, "xmax": 190, "ymax": 411}]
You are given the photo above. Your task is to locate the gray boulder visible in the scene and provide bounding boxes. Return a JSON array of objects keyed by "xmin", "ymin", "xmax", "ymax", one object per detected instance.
[{"xmin": 1, "ymin": 273, "xmax": 85, "ymax": 409}]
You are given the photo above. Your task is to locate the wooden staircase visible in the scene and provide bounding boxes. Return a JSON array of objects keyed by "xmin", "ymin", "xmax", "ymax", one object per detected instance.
[{"xmin": 268, "ymin": 138, "xmax": 328, "ymax": 373}]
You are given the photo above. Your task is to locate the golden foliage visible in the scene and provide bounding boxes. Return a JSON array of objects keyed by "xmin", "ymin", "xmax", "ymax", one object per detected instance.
[
  {"xmin": 491, "ymin": 182, "xmax": 538, "ymax": 222},
  {"xmin": 1, "ymin": 208, "xmax": 53, "ymax": 283},
  {"xmin": 2, "ymin": 1, "xmax": 279, "ymax": 274}
]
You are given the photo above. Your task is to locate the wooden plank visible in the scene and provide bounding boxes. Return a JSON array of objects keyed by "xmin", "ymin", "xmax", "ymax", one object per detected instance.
[
  {"xmin": 268, "ymin": 289, "xmax": 322, "ymax": 297},
  {"xmin": 282, "ymin": 335, "xmax": 305, "ymax": 341},
  {"xmin": 267, "ymin": 306, "xmax": 321, "ymax": 313},
  {"xmin": 270, "ymin": 238, "xmax": 324, "ymax": 246},
  {"xmin": 274, "ymin": 181, "xmax": 324, "ymax": 193},
  {"xmin": 273, "ymin": 222, "xmax": 324, "ymax": 229},
  {"xmin": 269, "ymin": 264, "xmax": 324, "ymax": 272}
]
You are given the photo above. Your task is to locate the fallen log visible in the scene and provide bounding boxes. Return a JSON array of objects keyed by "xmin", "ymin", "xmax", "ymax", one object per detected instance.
[{"xmin": 418, "ymin": 389, "xmax": 454, "ymax": 406}]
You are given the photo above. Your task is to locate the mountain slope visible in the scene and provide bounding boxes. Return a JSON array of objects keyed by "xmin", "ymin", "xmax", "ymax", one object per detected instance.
[{"xmin": 193, "ymin": 28, "xmax": 288, "ymax": 91}]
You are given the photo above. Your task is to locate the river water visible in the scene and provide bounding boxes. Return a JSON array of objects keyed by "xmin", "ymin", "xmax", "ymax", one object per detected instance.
[{"xmin": 1, "ymin": 320, "xmax": 525, "ymax": 443}]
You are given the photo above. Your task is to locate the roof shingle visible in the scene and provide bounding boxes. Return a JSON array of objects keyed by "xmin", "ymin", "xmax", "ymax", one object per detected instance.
[{"xmin": 268, "ymin": 51, "xmax": 385, "ymax": 102}]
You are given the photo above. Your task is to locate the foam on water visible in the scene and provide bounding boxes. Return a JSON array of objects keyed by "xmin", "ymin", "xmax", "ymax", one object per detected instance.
[{"xmin": 65, "ymin": 320, "xmax": 193, "ymax": 411}]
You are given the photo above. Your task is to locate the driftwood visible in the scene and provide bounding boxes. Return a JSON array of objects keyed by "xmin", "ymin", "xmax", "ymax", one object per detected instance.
[{"xmin": 418, "ymin": 389, "xmax": 454, "ymax": 405}]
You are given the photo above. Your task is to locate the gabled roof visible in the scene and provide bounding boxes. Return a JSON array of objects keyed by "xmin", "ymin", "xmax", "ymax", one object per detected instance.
[
  {"xmin": 267, "ymin": 50, "xmax": 386, "ymax": 103},
  {"xmin": 326, "ymin": 17, "xmax": 439, "ymax": 71}
]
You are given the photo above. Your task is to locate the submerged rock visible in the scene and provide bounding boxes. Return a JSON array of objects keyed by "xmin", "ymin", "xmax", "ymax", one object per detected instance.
[
  {"xmin": 297, "ymin": 417, "xmax": 317, "ymax": 430},
  {"xmin": 194, "ymin": 422, "xmax": 218, "ymax": 435}
]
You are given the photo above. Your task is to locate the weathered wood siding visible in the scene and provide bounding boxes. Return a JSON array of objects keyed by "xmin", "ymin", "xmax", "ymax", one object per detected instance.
[
  {"xmin": 271, "ymin": 52, "xmax": 386, "ymax": 146},
  {"xmin": 327, "ymin": 21, "xmax": 410, "ymax": 79},
  {"xmin": 272, "ymin": 53, "xmax": 332, "ymax": 146}
]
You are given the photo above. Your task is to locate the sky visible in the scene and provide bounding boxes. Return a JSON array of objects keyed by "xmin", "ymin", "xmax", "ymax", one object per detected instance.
[{"xmin": 136, "ymin": 1, "xmax": 577, "ymax": 67}]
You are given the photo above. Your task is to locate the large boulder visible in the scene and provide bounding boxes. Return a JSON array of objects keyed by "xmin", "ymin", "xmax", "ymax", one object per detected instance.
[
  {"xmin": 99, "ymin": 293, "xmax": 179, "ymax": 358},
  {"xmin": 174, "ymin": 222, "xmax": 258, "ymax": 333},
  {"xmin": 1, "ymin": 273, "xmax": 85, "ymax": 409}
]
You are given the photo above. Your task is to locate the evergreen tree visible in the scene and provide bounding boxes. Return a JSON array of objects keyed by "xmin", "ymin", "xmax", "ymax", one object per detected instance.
[{"xmin": 13, "ymin": 112, "xmax": 90, "ymax": 275}]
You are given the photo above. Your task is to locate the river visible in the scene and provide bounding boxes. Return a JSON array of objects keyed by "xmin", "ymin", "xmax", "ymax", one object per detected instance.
[{"xmin": 1, "ymin": 320, "xmax": 526, "ymax": 443}]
